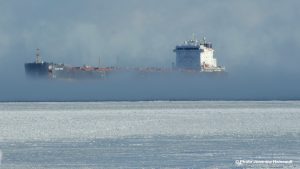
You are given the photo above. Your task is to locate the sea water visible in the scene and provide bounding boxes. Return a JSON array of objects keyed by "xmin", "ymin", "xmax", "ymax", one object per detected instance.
[{"xmin": 0, "ymin": 101, "xmax": 299, "ymax": 168}]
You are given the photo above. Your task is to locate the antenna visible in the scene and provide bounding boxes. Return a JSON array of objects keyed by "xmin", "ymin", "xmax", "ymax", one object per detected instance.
[
  {"xmin": 35, "ymin": 48, "xmax": 42, "ymax": 63},
  {"xmin": 116, "ymin": 56, "xmax": 120, "ymax": 67},
  {"xmin": 192, "ymin": 33, "xmax": 196, "ymax": 41}
]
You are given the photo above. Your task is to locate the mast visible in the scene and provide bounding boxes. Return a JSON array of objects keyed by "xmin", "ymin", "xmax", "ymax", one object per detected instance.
[
  {"xmin": 98, "ymin": 56, "xmax": 101, "ymax": 68},
  {"xmin": 35, "ymin": 48, "xmax": 42, "ymax": 64}
]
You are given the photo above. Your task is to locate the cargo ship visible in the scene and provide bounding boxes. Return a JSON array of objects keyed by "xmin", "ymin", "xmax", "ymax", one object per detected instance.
[
  {"xmin": 174, "ymin": 37, "xmax": 225, "ymax": 72},
  {"xmin": 24, "ymin": 48, "xmax": 51, "ymax": 77},
  {"xmin": 24, "ymin": 37, "xmax": 225, "ymax": 79}
]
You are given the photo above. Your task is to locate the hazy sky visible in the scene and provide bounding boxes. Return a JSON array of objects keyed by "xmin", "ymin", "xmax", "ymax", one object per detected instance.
[{"xmin": 0, "ymin": 0, "xmax": 300, "ymax": 101}]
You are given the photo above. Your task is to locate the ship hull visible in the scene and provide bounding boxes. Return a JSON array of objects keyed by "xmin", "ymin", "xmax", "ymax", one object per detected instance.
[{"xmin": 24, "ymin": 62, "xmax": 50, "ymax": 77}]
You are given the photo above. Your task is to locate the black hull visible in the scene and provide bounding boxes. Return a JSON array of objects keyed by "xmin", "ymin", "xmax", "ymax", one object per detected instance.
[{"xmin": 24, "ymin": 62, "xmax": 50, "ymax": 77}]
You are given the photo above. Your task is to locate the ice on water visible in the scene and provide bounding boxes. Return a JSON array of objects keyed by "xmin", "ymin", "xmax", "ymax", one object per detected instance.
[{"xmin": 0, "ymin": 101, "xmax": 299, "ymax": 168}]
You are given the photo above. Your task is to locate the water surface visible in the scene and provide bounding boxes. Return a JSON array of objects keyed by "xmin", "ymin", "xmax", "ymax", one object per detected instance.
[{"xmin": 0, "ymin": 101, "xmax": 299, "ymax": 168}]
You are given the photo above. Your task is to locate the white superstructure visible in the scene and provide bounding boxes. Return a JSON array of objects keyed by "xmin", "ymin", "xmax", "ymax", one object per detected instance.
[{"xmin": 173, "ymin": 37, "xmax": 225, "ymax": 72}]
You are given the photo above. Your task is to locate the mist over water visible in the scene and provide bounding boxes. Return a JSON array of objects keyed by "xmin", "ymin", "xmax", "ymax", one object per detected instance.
[
  {"xmin": 0, "ymin": 0, "xmax": 300, "ymax": 101},
  {"xmin": 1, "ymin": 69, "xmax": 300, "ymax": 101}
]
